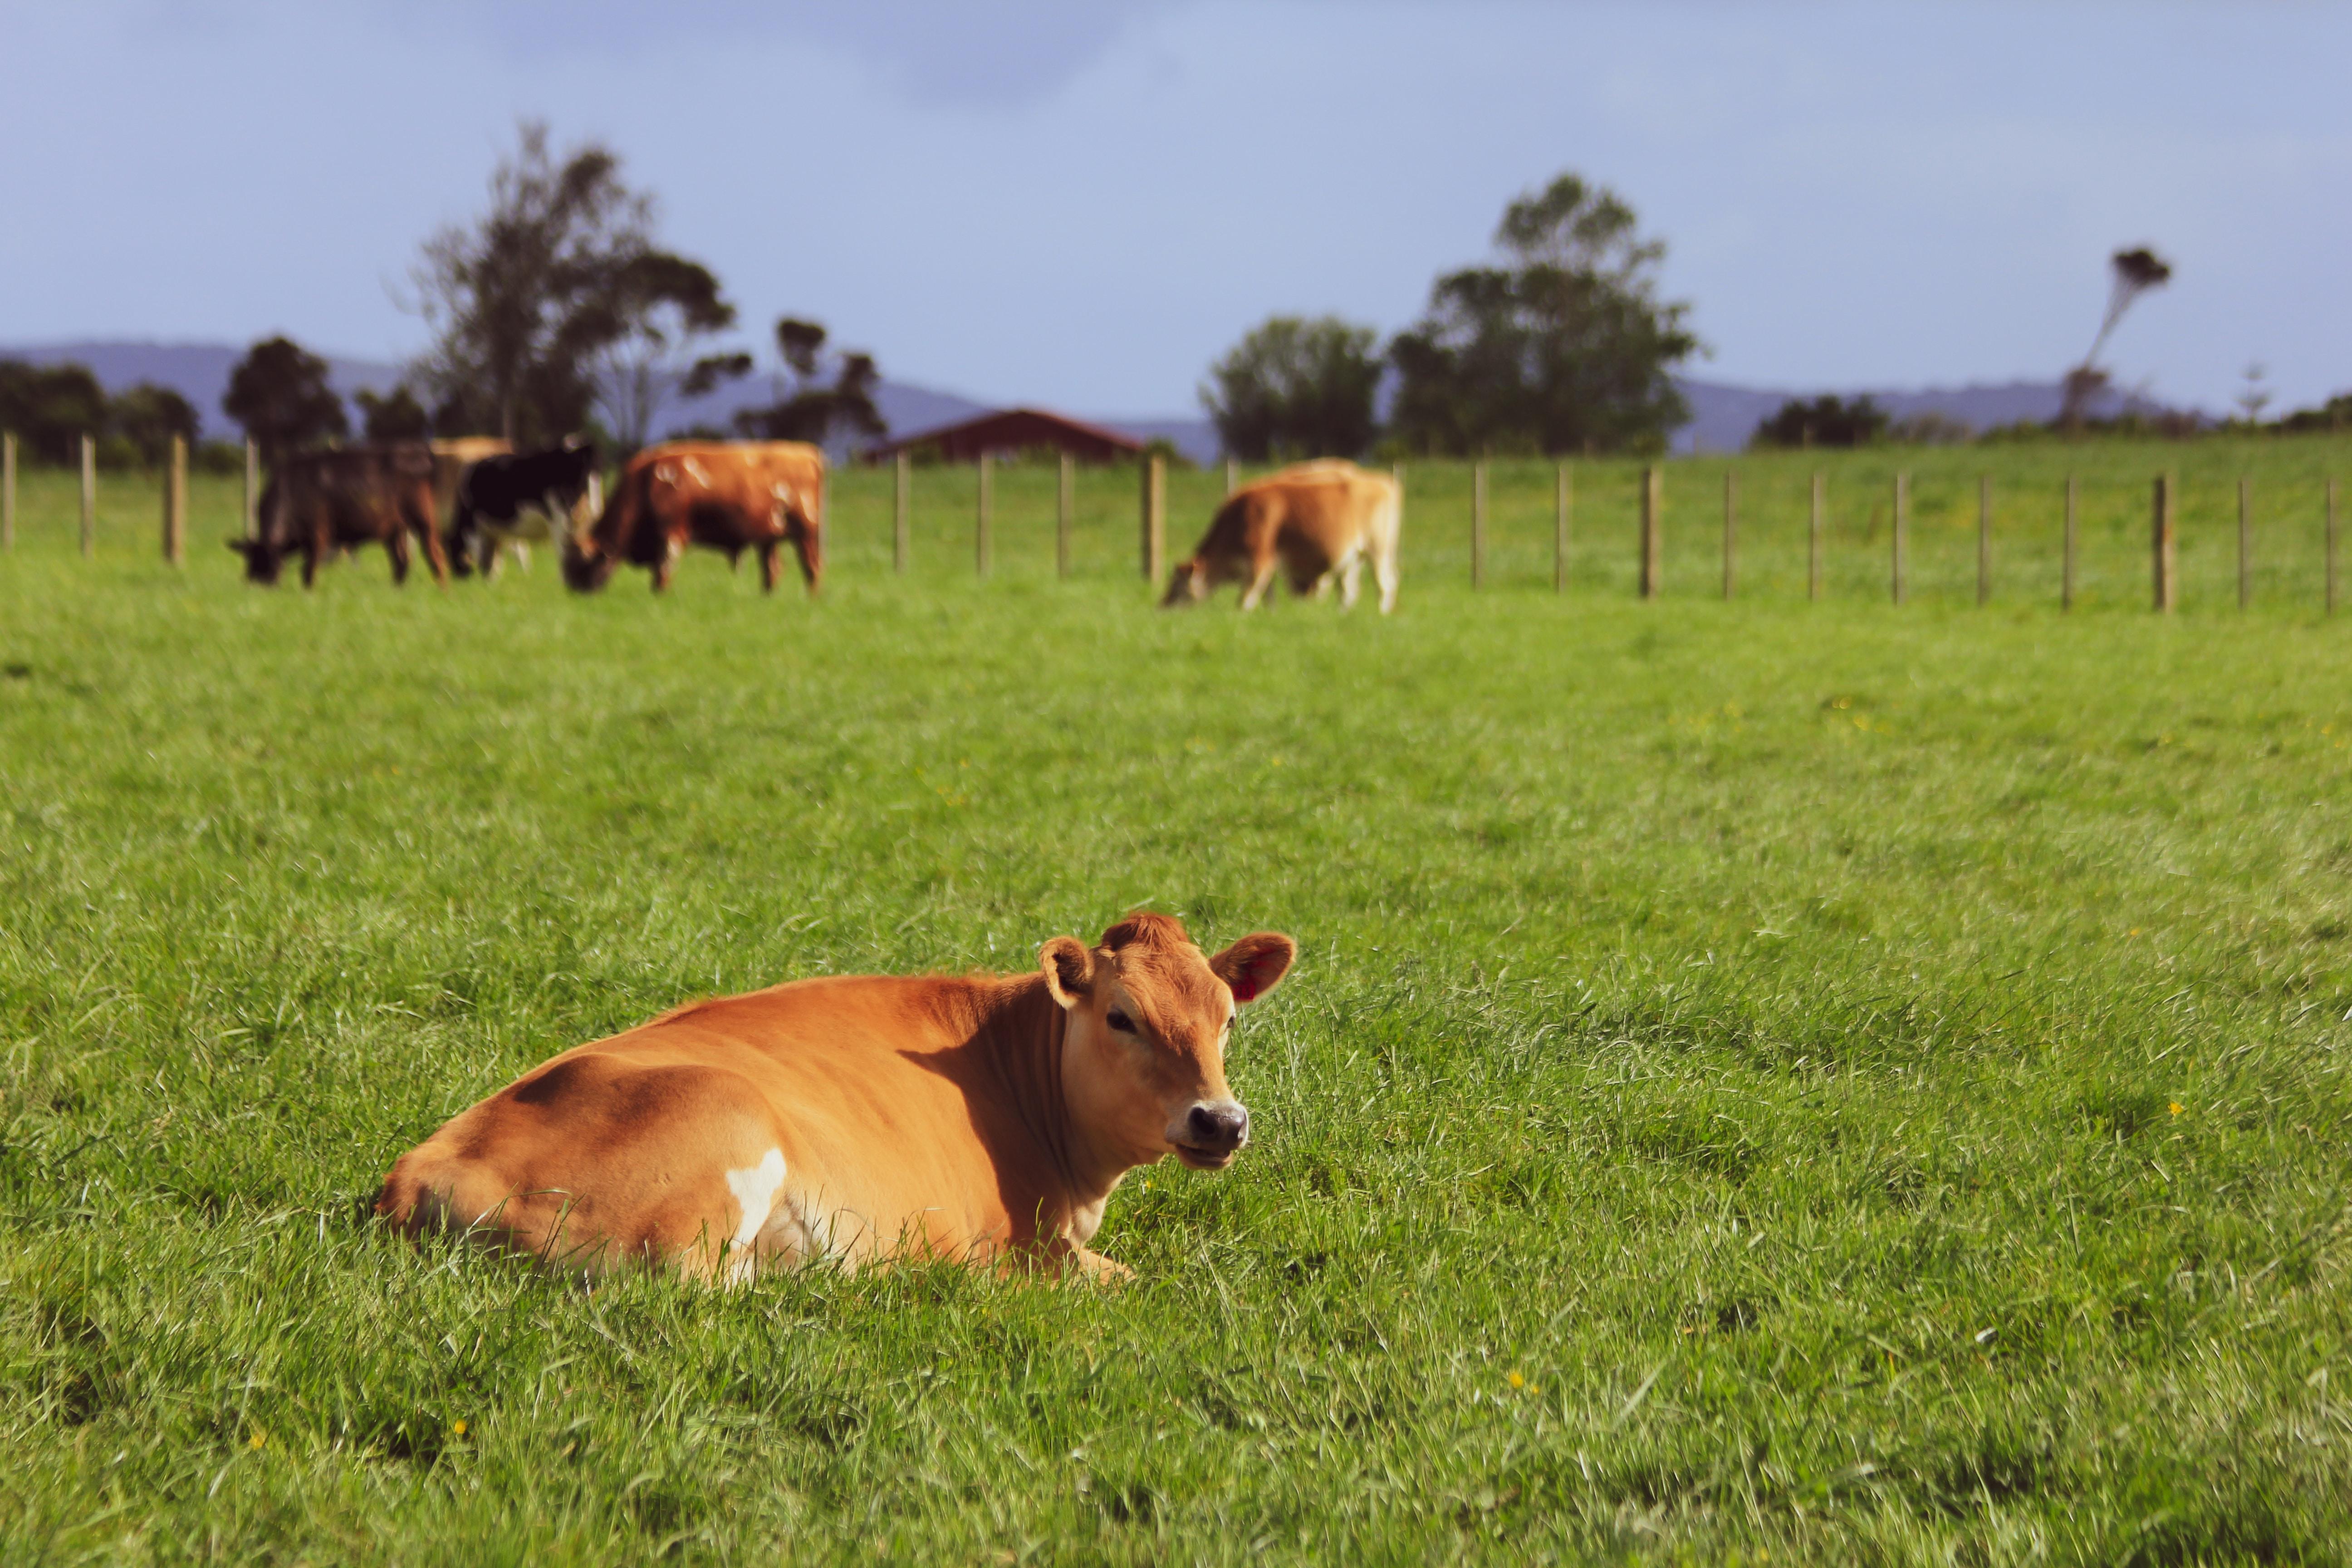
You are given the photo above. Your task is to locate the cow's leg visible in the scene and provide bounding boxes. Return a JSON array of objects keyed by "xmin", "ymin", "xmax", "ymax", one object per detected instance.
[
  {"xmin": 302, "ymin": 525, "xmax": 328, "ymax": 588},
  {"xmin": 415, "ymin": 506, "xmax": 452, "ymax": 587},
  {"xmin": 652, "ymin": 554, "xmax": 675, "ymax": 593},
  {"xmin": 1374, "ymin": 544, "xmax": 1400, "ymax": 614},
  {"xmin": 1238, "ymin": 558, "xmax": 1279, "ymax": 611},
  {"xmin": 760, "ymin": 541, "xmax": 782, "ymax": 593},
  {"xmin": 387, "ymin": 528, "xmax": 412, "ymax": 585},
  {"xmin": 1338, "ymin": 554, "xmax": 1364, "ymax": 610}
]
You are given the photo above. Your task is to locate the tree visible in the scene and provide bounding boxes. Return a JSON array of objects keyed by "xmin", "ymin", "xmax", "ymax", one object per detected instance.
[
  {"xmin": 589, "ymin": 251, "xmax": 745, "ymax": 452},
  {"xmin": 109, "ymin": 382, "xmax": 200, "ymax": 466},
  {"xmin": 412, "ymin": 120, "xmax": 736, "ymax": 447},
  {"xmin": 2059, "ymin": 246, "xmax": 2171, "ymax": 429},
  {"xmin": 731, "ymin": 318, "xmax": 886, "ymax": 449},
  {"xmin": 0, "ymin": 359, "xmax": 111, "ymax": 466},
  {"xmin": 223, "ymin": 337, "xmax": 348, "ymax": 463},
  {"xmin": 1750, "ymin": 394, "xmax": 1887, "ymax": 450},
  {"xmin": 354, "ymin": 385, "xmax": 432, "ymax": 442},
  {"xmin": 1387, "ymin": 173, "xmax": 1698, "ymax": 456},
  {"xmin": 1200, "ymin": 316, "xmax": 1382, "ymax": 461}
]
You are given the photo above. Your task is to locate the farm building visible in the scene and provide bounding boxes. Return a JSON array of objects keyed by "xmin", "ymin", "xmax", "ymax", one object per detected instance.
[{"xmin": 866, "ymin": 407, "xmax": 1146, "ymax": 465}]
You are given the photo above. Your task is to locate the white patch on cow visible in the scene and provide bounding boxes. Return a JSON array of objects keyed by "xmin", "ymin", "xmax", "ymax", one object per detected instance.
[
  {"xmin": 684, "ymin": 457, "xmax": 710, "ymax": 486},
  {"xmin": 722, "ymin": 1148, "xmax": 787, "ymax": 1282}
]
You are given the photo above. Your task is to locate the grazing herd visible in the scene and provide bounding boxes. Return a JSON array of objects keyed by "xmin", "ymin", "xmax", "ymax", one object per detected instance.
[{"xmin": 233, "ymin": 439, "xmax": 1399, "ymax": 613}]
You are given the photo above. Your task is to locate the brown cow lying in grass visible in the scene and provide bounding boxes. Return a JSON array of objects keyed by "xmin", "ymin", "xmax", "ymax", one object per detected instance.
[
  {"xmin": 374, "ymin": 913, "xmax": 1295, "ymax": 1281},
  {"xmin": 561, "ymin": 440, "xmax": 823, "ymax": 595},
  {"xmin": 228, "ymin": 445, "xmax": 450, "ymax": 588},
  {"xmin": 1163, "ymin": 458, "xmax": 1401, "ymax": 613}
]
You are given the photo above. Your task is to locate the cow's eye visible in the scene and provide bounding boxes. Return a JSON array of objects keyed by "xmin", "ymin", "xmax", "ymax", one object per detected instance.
[{"xmin": 1105, "ymin": 1009, "xmax": 1137, "ymax": 1035}]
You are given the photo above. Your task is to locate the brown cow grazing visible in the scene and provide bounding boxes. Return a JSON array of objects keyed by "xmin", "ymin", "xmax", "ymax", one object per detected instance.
[
  {"xmin": 1163, "ymin": 458, "xmax": 1401, "ymax": 613},
  {"xmin": 228, "ymin": 445, "xmax": 451, "ymax": 588},
  {"xmin": 374, "ymin": 913, "xmax": 1295, "ymax": 1282},
  {"xmin": 561, "ymin": 441, "xmax": 823, "ymax": 596}
]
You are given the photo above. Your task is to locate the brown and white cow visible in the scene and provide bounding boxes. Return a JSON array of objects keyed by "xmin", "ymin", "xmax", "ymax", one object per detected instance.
[
  {"xmin": 373, "ymin": 913, "xmax": 1295, "ymax": 1281},
  {"xmin": 229, "ymin": 445, "xmax": 451, "ymax": 588},
  {"xmin": 561, "ymin": 441, "xmax": 823, "ymax": 596},
  {"xmin": 1163, "ymin": 458, "xmax": 1400, "ymax": 613}
]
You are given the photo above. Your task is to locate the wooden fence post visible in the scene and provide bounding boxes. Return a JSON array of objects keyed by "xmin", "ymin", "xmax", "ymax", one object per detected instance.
[
  {"xmin": 1808, "ymin": 470, "xmax": 1823, "ymax": 602},
  {"xmin": 2152, "ymin": 473, "xmax": 2177, "ymax": 613},
  {"xmin": 975, "ymin": 452, "xmax": 992, "ymax": 578},
  {"xmin": 1057, "ymin": 454, "xmax": 1073, "ymax": 580},
  {"xmin": 162, "ymin": 435, "xmax": 188, "ymax": 564},
  {"xmin": 80, "ymin": 435, "xmax": 96, "ymax": 559},
  {"xmin": 1891, "ymin": 471, "xmax": 1908, "ymax": 605},
  {"xmin": 2063, "ymin": 474, "xmax": 2078, "ymax": 612},
  {"xmin": 893, "ymin": 451, "xmax": 910, "ymax": 574},
  {"xmin": 1140, "ymin": 454, "xmax": 1164, "ymax": 582},
  {"xmin": 2237, "ymin": 476, "xmax": 2251, "ymax": 610},
  {"xmin": 2329, "ymin": 477, "xmax": 2340, "ymax": 617},
  {"xmin": 243, "ymin": 438, "xmax": 260, "ymax": 539},
  {"xmin": 1721, "ymin": 469, "xmax": 1737, "ymax": 600},
  {"xmin": 1553, "ymin": 463, "xmax": 1570, "ymax": 593},
  {"xmin": 1470, "ymin": 460, "xmax": 1487, "ymax": 588},
  {"xmin": 1639, "ymin": 465, "xmax": 1662, "ymax": 599},
  {"xmin": 1, "ymin": 432, "xmax": 14, "ymax": 551},
  {"xmin": 1976, "ymin": 474, "xmax": 1991, "ymax": 606}
]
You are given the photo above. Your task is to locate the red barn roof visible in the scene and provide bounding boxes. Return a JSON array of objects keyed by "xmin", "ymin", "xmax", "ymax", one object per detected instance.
[{"xmin": 866, "ymin": 407, "xmax": 1146, "ymax": 465}]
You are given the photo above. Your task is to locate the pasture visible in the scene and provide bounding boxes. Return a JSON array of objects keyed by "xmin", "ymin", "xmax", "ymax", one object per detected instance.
[{"xmin": 2, "ymin": 438, "xmax": 2351, "ymax": 1563}]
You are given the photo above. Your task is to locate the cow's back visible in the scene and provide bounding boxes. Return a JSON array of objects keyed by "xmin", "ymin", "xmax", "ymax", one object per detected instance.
[{"xmin": 377, "ymin": 972, "xmax": 1039, "ymax": 1272}]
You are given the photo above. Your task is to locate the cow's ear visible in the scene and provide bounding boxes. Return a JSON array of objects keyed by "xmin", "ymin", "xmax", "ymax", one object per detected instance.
[
  {"xmin": 1039, "ymin": 936, "xmax": 1094, "ymax": 1009},
  {"xmin": 1210, "ymin": 932, "xmax": 1296, "ymax": 1004}
]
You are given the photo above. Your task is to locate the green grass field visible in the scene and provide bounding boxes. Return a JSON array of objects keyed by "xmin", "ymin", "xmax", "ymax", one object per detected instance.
[{"xmin": 3, "ymin": 439, "xmax": 2351, "ymax": 1563}]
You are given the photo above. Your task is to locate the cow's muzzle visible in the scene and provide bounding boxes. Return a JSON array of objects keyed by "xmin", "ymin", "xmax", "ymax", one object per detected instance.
[{"xmin": 1171, "ymin": 1101, "xmax": 1249, "ymax": 1169}]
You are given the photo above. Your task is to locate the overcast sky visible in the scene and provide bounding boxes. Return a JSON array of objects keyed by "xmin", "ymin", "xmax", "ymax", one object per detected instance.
[{"xmin": 3, "ymin": 1, "xmax": 2345, "ymax": 416}]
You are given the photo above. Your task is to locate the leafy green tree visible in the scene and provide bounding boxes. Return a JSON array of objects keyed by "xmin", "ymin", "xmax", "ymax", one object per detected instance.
[
  {"xmin": 1750, "ymin": 395, "xmax": 1887, "ymax": 450},
  {"xmin": 223, "ymin": 337, "xmax": 348, "ymax": 464},
  {"xmin": 0, "ymin": 359, "xmax": 111, "ymax": 465},
  {"xmin": 109, "ymin": 382, "xmax": 200, "ymax": 466},
  {"xmin": 1387, "ymin": 173, "xmax": 1698, "ymax": 456},
  {"xmin": 1200, "ymin": 316, "xmax": 1382, "ymax": 461},
  {"xmin": 412, "ymin": 121, "xmax": 736, "ymax": 447},
  {"xmin": 353, "ymin": 385, "xmax": 432, "ymax": 442},
  {"xmin": 732, "ymin": 318, "xmax": 885, "ymax": 448}
]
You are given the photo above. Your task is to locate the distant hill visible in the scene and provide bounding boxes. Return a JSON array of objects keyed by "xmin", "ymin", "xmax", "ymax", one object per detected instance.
[
  {"xmin": 1672, "ymin": 376, "xmax": 2189, "ymax": 454},
  {"xmin": 0, "ymin": 339, "xmax": 2191, "ymax": 466}
]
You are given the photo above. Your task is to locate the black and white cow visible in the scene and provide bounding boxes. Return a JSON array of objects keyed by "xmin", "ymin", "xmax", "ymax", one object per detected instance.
[{"xmin": 445, "ymin": 442, "xmax": 603, "ymax": 580}]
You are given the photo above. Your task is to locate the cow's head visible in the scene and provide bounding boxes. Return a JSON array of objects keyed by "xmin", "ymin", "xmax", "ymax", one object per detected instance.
[
  {"xmin": 1161, "ymin": 558, "xmax": 1210, "ymax": 608},
  {"xmin": 226, "ymin": 536, "xmax": 286, "ymax": 584},
  {"xmin": 559, "ymin": 534, "xmax": 615, "ymax": 593},
  {"xmin": 1040, "ymin": 913, "xmax": 1295, "ymax": 1177}
]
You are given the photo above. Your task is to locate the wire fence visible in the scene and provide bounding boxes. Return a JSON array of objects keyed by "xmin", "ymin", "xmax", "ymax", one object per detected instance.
[{"xmin": 4, "ymin": 432, "xmax": 2346, "ymax": 614}]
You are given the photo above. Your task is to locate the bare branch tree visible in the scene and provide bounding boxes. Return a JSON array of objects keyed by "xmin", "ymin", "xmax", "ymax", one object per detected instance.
[{"xmin": 2061, "ymin": 246, "xmax": 2172, "ymax": 430}]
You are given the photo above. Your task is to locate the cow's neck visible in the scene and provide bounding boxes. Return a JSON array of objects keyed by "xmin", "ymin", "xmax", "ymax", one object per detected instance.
[{"xmin": 970, "ymin": 975, "xmax": 1124, "ymax": 1241}]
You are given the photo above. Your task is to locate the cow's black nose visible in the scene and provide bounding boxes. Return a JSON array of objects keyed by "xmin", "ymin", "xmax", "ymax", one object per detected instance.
[{"xmin": 1187, "ymin": 1103, "xmax": 1249, "ymax": 1150}]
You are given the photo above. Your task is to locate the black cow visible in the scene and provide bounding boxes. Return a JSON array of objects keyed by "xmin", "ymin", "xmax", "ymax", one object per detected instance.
[
  {"xmin": 445, "ymin": 441, "xmax": 602, "ymax": 579},
  {"xmin": 229, "ymin": 445, "xmax": 448, "ymax": 588}
]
